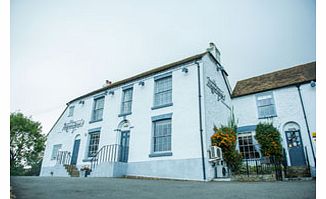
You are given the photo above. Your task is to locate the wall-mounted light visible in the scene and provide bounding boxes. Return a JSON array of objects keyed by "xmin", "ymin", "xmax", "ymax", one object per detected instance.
[
  {"xmin": 310, "ymin": 81, "xmax": 316, "ymax": 87},
  {"xmin": 109, "ymin": 90, "xmax": 114, "ymax": 95},
  {"xmin": 139, "ymin": 81, "xmax": 145, "ymax": 86},
  {"xmin": 182, "ymin": 67, "xmax": 188, "ymax": 73}
]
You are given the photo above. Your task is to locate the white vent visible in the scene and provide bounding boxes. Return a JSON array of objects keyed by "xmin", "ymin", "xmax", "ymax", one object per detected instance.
[{"xmin": 209, "ymin": 146, "xmax": 222, "ymax": 160}]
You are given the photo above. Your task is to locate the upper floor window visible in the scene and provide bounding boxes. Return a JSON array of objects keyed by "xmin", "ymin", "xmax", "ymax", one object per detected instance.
[
  {"xmin": 154, "ymin": 75, "xmax": 172, "ymax": 108},
  {"xmin": 91, "ymin": 97, "xmax": 104, "ymax": 122},
  {"xmin": 51, "ymin": 144, "xmax": 62, "ymax": 160},
  {"xmin": 238, "ymin": 133, "xmax": 260, "ymax": 160},
  {"xmin": 68, "ymin": 106, "xmax": 74, "ymax": 117},
  {"xmin": 88, "ymin": 131, "xmax": 101, "ymax": 157},
  {"xmin": 120, "ymin": 88, "xmax": 133, "ymax": 115},
  {"xmin": 256, "ymin": 92, "xmax": 277, "ymax": 119}
]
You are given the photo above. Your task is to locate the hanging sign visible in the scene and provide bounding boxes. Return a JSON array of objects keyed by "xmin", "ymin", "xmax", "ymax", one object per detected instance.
[
  {"xmin": 62, "ymin": 119, "xmax": 85, "ymax": 133},
  {"xmin": 206, "ymin": 77, "xmax": 226, "ymax": 101}
]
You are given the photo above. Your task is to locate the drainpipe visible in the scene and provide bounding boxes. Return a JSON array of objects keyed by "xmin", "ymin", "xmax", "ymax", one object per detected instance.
[
  {"xmin": 296, "ymin": 84, "xmax": 316, "ymax": 166},
  {"xmin": 196, "ymin": 61, "xmax": 206, "ymax": 181}
]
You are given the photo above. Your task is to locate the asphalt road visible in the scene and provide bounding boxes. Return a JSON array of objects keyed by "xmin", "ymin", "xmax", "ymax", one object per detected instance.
[{"xmin": 11, "ymin": 176, "xmax": 315, "ymax": 199}]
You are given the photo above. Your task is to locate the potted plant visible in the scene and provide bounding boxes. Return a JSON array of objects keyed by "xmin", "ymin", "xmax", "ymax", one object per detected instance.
[{"xmin": 80, "ymin": 165, "xmax": 92, "ymax": 177}]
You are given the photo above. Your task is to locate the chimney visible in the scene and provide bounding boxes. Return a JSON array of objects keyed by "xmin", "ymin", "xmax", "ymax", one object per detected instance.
[
  {"xmin": 206, "ymin": 42, "xmax": 221, "ymax": 64},
  {"xmin": 103, "ymin": 80, "xmax": 112, "ymax": 87}
]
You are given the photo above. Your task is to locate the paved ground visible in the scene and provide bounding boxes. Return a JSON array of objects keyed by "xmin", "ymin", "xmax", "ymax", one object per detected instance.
[{"xmin": 11, "ymin": 176, "xmax": 315, "ymax": 199}]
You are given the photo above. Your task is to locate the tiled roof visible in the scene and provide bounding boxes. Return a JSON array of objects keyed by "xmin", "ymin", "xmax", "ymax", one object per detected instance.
[
  {"xmin": 69, "ymin": 52, "xmax": 208, "ymax": 104},
  {"xmin": 232, "ymin": 62, "xmax": 316, "ymax": 98}
]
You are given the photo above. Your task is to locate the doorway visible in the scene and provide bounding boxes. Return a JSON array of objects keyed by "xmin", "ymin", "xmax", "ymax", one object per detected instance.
[
  {"xmin": 119, "ymin": 131, "xmax": 130, "ymax": 162},
  {"xmin": 71, "ymin": 136, "xmax": 81, "ymax": 165},
  {"xmin": 285, "ymin": 123, "xmax": 306, "ymax": 166}
]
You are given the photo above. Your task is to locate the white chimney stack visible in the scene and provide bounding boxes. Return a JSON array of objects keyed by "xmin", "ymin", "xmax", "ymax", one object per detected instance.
[
  {"xmin": 103, "ymin": 80, "xmax": 112, "ymax": 87},
  {"xmin": 207, "ymin": 42, "xmax": 221, "ymax": 64}
]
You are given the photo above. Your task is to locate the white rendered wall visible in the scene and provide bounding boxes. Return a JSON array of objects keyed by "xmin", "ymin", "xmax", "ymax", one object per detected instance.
[
  {"xmin": 201, "ymin": 54, "xmax": 233, "ymax": 180},
  {"xmin": 232, "ymin": 83, "xmax": 316, "ymax": 168},
  {"xmin": 41, "ymin": 61, "xmax": 204, "ymax": 179}
]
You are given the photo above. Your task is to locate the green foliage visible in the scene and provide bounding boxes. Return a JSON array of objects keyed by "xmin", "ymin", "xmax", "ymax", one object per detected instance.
[
  {"xmin": 255, "ymin": 122, "xmax": 282, "ymax": 160},
  {"xmin": 211, "ymin": 108, "xmax": 242, "ymax": 173},
  {"xmin": 10, "ymin": 112, "xmax": 46, "ymax": 176}
]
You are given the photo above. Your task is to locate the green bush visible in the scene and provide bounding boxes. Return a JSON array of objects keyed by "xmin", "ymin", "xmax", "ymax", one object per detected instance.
[{"xmin": 255, "ymin": 122, "xmax": 282, "ymax": 161}]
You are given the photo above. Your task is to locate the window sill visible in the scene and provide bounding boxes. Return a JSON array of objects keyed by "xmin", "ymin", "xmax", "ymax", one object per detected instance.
[
  {"xmin": 149, "ymin": 152, "xmax": 173, "ymax": 158},
  {"xmin": 82, "ymin": 158, "xmax": 96, "ymax": 162},
  {"xmin": 89, "ymin": 119, "xmax": 103, "ymax": 124},
  {"xmin": 258, "ymin": 115, "xmax": 277, "ymax": 119},
  {"xmin": 151, "ymin": 103, "xmax": 173, "ymax": 110},
  {"xmin": 118, "ymin": 112, "xmax": 132, "ymax": 117}
]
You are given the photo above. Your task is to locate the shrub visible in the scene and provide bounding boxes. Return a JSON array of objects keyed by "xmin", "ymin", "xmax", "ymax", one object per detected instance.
[
  {"xmin": 211, "ymin": 126, "xmax": 242, "ymax": 173},
  {"xmin": 255, "ymin": 122, "xmax": 283, "ymax": 161}
]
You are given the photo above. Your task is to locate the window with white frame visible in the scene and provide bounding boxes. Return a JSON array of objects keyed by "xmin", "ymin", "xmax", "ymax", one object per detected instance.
[
  {"xmin": 153, "ymin": 119, "xmax": 172, "ymax": 152},
  {"xmin": 154, "ymin": 76, "xmax": 172, "ymax": 107},
  {"xmin": 256, "ymin": 92, "xmax": 276, "ymax": 118},
  {"xmin": 51, "ymin": 144, "xmax": 62, "ymax": 160},
  {"xmin": 91, "ymin": 97, "xmax": 104, "ymax": 122},
  {"xmin": 88, "ymin": 132, "xmax": 100, "ymax": 157},
  {"xmin": 121, "ymin": 88, "xmax": 133, "ymax": 115},
  {"xmin": 68, "ymin": 106, "xmax": 74, "ymax": 117},
  {"xmin": 238, "ymin": 133, "xmax": 260, "ymax": 159}
]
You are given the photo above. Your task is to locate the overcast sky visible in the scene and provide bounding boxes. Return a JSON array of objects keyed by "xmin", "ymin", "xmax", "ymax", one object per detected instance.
[{"xmin": 11, "ymin": 0, "xmax": 316, "ymax": 134}]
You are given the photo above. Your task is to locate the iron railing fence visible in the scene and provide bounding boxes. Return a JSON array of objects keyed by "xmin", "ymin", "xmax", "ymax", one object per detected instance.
[
  {"xmin": 56, "ymin": 151, "xmax": 72, "ymax": 165},
  {"xmin": 90, "ymin": 144, "xmax": 129, "ymax": 171},
  {"xmin": 236, "ymin": 156, "xmax": 284, "ymax": 180}
]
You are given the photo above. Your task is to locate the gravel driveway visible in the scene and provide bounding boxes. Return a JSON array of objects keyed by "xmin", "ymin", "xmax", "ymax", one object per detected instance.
[{"xmin": 11, "ymin": 176, "xmax": 315, "ymax": 199}]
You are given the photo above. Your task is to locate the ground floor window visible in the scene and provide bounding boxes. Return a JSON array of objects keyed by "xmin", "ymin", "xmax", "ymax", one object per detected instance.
[
  {"xmin": 51, "ymin": 144, "xmax": 62, "ymax": 160},
  {"xmin": 153, "ymin": 119, "xmax": 171, "ymax": 152},
  {"xmin": 238, "ymin": 133, "xmax": 260, "ymax": 159},
  {"xmin": 88, "ymin": 132, "xmax": 101, "ymax": 157}
]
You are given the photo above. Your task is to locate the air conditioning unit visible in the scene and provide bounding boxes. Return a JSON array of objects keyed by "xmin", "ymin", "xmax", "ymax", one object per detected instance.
[{"xmin": 209, "ymin": 146, "xmax": 222, "ymax": 160}]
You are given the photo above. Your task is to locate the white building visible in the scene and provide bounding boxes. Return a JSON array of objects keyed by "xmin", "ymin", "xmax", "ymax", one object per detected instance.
[
  {"xmin": 232, "ymin": 62, "xmax": 316, "ymax": 176},
  {"xmin": 40, "ymin": 43, "xmax": 232, "ymax": 181},
  {"xmin": 40, "ymin": 43, "xmax": 316, "ymax": 180}
]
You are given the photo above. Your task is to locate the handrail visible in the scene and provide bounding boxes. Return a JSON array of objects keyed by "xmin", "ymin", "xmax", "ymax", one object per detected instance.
[
  {"xmin": 56, "ymin": 151, "xmax": 72, "ymax": 165},
  {"xmin": 90, "ymin": 144, "xmax": 129, "ymax": 171}
]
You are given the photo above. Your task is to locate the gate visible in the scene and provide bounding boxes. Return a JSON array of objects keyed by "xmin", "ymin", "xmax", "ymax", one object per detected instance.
[{"xmin": 240, "ymin": 156, "xmax": 285, "ymax": 181}]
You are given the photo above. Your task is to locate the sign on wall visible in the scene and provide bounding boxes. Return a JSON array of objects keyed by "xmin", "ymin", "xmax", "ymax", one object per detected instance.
[
  {"xmin": 206, "ymin": 77, "xmax": 226, "ymax": 101},
  {"xmin": 62, "ymin": 119, "xmax": 85, "ymax": 133},
  {"xmin": 206, "ymin": 77, "xmax": 230, "ymax": 110}
]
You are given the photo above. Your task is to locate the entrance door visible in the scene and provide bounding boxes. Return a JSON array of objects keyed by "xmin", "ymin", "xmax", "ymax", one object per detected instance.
[
  {"xmin": 71, "ymin": 139, "xmax": 80, "ymax": 165},
  {"xmin": 120, "ymin": 131, "xmax": 130, "ymax": 162},
  {"xmin": 285, "ymin": 130, "xmax": 306, "ymax": 166}
]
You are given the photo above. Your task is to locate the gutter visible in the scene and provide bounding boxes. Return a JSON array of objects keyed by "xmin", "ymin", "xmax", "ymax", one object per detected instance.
[
  {"xmin": 196, "ymin": 61, "xmax": 207, "ymax": 181},
  {"xmin": 296, "ymin": 84, "xmax": 316, "ymax": 166}
]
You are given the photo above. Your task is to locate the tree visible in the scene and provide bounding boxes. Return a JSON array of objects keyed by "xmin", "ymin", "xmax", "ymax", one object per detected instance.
[
  {"xmin": 10, "ymin": 112, "xmax": 46, "ymax": 176},
  {"xmin": 211, "ymin": 108, "xmax": 242, "ymax": 173},
  {"xmin": 255, "ymin": 122, "xmax": 283, "ymax": 161}
]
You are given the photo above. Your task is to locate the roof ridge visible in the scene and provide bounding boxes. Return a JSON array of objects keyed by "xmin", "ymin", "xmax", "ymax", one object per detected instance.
[
  {"xmin": 236, "ymin": 61, "xmax": 316, "ymax": 83},
  {"xmin": 68, "ymin": 51, "xmax": 208, "ymax": 104}
]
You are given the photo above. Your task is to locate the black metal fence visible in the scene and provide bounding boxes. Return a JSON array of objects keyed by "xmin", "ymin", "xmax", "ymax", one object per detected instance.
[
  {"xmin": 90, "ymin": 144, "xmax": 129, "ymax": 171},
  {"xmin": 237, "ymin": 156, "xmax": 284, "ymax": 180}
]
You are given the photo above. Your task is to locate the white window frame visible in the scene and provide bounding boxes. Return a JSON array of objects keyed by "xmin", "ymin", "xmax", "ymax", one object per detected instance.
[
  {"xmin": 256, "ymin": 91, "xmax": 277, "ymax": 119},
  {"xmin": 91, "ymin": 96, "xmax": 105, "ymax": 122},
  {"xmin": 153, "ymin": 74, "xmax": 172, "ymax": 108},
  {"xmin": 87, "ymin": 131, "xmax": 101, "ymax": 158},
  {"xmin": 51, "ymin": 144, "xmax": 62, "ymax": 160},
  {"xmin": 238, "ymin": 132, "xmax": 261, "ymax": 160},
  {"xmin": 120, "ymin": 87, "xmax": 133, "ymax": 115}
]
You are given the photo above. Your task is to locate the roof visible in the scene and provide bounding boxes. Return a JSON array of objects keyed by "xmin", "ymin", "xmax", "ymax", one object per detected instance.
[
  {"xmin": 68, "ymin": 52, "xmax": 208, "ymax": 104},
  {"xmin": 232, "ymin": 61, "xmax": 316, "ymax": 98}
]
